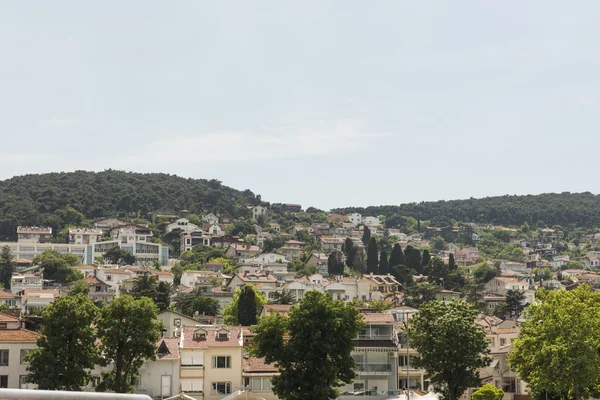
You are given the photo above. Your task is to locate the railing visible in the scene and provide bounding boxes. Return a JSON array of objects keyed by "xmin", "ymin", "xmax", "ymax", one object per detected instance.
[
  {"xmin": 355, "ymin": 363, "xmax": 392, "ymax": 372},
  {"xmin": 341, "ymin": 390, "xmax": 402, "ymax": 396},
  {"xmin": 357, "ymin": 334, "xmax": 394, "ymax": 340}
]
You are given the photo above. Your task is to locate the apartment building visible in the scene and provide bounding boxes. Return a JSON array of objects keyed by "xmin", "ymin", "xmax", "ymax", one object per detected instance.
[
  {"xmin": 0, "ymin": 313, "xmax": 39, "ymax": 389},
  {"xmin": 16, "ymin": 227, "xmax": 52, "ymax": 244},
  {"xmin": 68, "ymin": 228, "xmax": 103, "ymax": 244}
]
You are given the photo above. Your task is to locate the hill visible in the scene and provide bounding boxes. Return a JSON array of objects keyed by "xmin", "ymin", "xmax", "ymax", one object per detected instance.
[
  {"xmin": 0, "ymin": 170, "xmax": 260, "ymax": 240},
  {"xmin": 332, "ymin": 192, "xmax": 600, "ymax": 229}
]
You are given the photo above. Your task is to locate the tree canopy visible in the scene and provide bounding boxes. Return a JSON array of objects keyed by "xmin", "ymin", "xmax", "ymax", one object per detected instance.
[
  {"xmin": 222, "ymin": 284, "xmax": 266, "ymax": 325},
  {"xmin": 410, "ymin": 301, "xmax": 491, "ymax": 400},
  {"xmin": 509, "ymin": 285, "xmax": 600, "ymax": 399},
  {"xmin": 253, "ymin": 290, "xmax": 364, "ymax": 400}
]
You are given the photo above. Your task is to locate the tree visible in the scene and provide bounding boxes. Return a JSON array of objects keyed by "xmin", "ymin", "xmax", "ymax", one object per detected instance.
[
  {"xmin": 421, "ymin": 249, "xmax": 431, "ymax": 268},
  {"xmin": 342, "ymin": 238, "xmax": 356, "ymax": 269},
  {"xmin": 495, "ymin": 289, "xmax": 526, "ymax": 319},
  {"xmin": 404, "ymin": 245, "xmax": 422, "ymax": 274},
  {"xmin": 472, "ymin": 263, "xmax": 500, "ymax": 284},
  {"xmin": 69, "ymin": 280, "xmax": 89, "ymax": 296},
  {"xmin": 130, "ymin": 275, "xmax": 158, "ymax": 300},
  {"xmin": 0, "ymin": 246, "xmax": 14, "ymax": 289},
  {"xmin": 392, "ymin": 264, "xmax": 415, "ymax": 288},
  {"xmin": 351, "ymin": 250, "xmax": 366, "ymax": 274},
  {"xmin": 239, "ymin": 284, "xmax": 260, "ymax": 326},
  {"xmin": 389, "ymin": 243, "xmax": 405, "ymax": 268},
  {"xmin": 404, "ymin": 282, "xmax": 439, "ymax": 308},
  {"xmin": 327, "ymin": 251, "xmax": 345, "ymax": 276},
  {"xmin": 173, "ymin": 290, "xmax": 220, "ymax": 317},
  {"xmin": 366, "ymin": 237, "xmax": 378, "ymax": 274},
  {"xmin": 472, "ymin": 384, "xmax": 504, "ymax": 400},
  {"xmin": 33, "ymin": 250, "xmax": 83, "ymax": 284},
  {"xmin": 425, "ymin": 256, "xmax": 448, "ymax": 286},
  {"xmin": 103, "ymin": 246, "xmax": 136, "ymax": 266},
  {"xmin": 411, "ymin": 301, "xmax": 491, "ymax": 400},
  {"xmin": 154, "ymin": 281, "xmax": 174, "ymax": 311},
  {"xmin": 223, "ymin": 284, "xmax": 266, "ymax": 325},
  {"xmin": 463, "ymin": 282, "xmax": 487, "ymax": 313},
  {"xmin": 378, "ymin": 249, "xmax": 389, "ymax": 275},
  {"xmin": 271, "ymin": 288, "xmax": 296, "ymax": 305},
  {"xmin": 532, "ymin": 267, "xmax": 552, "ymax": 282},
  {"xmin": 431, "ymin": 236, "xmax": 445, "ymax": 252},
  {"xmin": 509, "ymin": 285, "xmax": 600, "ymax": 399},
  {"xmin": 361, "ymin": 226, "xmax": 371, "ymax": 246},
  {"xmin": 448, "ymin": 253, "xmax": 456, "ymax": 271},
  {"xmin": 253, "ymin": 291, "xmax": 364, "ymax": 400},
  {"xmin": 26, "ymin": 294, "xmax": 98, "ymax": 390},
  {"xmin": 96, "ymin": 296, "xmax": 162, "ymax": 393}
]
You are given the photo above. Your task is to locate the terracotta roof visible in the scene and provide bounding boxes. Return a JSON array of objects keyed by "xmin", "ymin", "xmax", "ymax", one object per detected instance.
[
  {"xmin": 496, "ymin": 328, "xmax": 518, "ymax": 334},
  {"xmin": 262, "ymin": 305, "xmax": 292, "ymax": 316},
  {"xmin": 244, "ymin": 357, "xmax": 278, "ymax": 373},
  {"xmin": 157, "ymin": 337, "xmax": 180, "ymax": 360},
  {"xmin": 0, "ymin": 291, "xmax": 17, "ymax": 299},
  {"xmin": 102, "ymin": 269, "xmax": 132, "ymax": 275},
  {"xmin": 362, "ymin": 313, "xmax": 396, "ymax": 324},
  {"xmin": 152, "ymin": 271, "xmax": 174, "ymax": 277},
  {"xmin": 181, "ymin": 326, "xmax": 243, "ymax": 349},
  {"xmin": 0, "ymin": 328, "xmax": 40, "ymax": 343},
  {"xmin": 0, "ymin": 312, "xmax": 21, "ymax": 323},
  {"xmin": 83, "ymin": 277, "xmax": 109, "ymax": 286}
]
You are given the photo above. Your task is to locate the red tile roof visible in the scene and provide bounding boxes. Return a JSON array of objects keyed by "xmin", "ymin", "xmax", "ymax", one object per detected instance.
[
  {"xmin": 0, "ymin": 291, "xmax": 17, "ymax": 299},
  {"xmin": 244, "ymin": 357, "xmax": 278, "ymax": 373},
  {"xmin": 0, "ymin": 328, "xmax": 40, "ymax": 343},
  {"xmin": 262, "ymin": 305, "xmax": 292, "ymax": 316},
  {"xmin": 181, "ymin": 326, "xmax": 243, "ymax": 349},
  {"xmin": 0, "ymin": 313, "xmax": 20, "ymax": 323},
  {"xmin": 157, "ymin": 337, "xmax": 180, "ymax": 360},
  {"xmin": 362, "ymin": 313, "xmax": 396, "ymax": 324}
]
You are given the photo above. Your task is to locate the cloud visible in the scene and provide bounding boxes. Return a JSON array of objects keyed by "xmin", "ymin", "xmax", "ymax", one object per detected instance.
[
  {"xmin": 116, "ymin": 119, "xmax": 388, "ymax": 168},
  {"xmin": 42, "ymin": 119, "xmax": 79, "ymax": 126}
]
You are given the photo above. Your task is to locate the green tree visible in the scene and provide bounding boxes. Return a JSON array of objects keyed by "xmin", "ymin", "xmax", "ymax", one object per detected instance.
[
  {"xmin": 239, "ymin": 284, "xmax": 260, "ymax": 325},
  {"xmin": 532, "ymin": 267, "xmax": 552, "ymax": 282},
  {"xmin": 0, "ymin": 246, "xmax": 15, "ymax": 289},
  {"xmin": 495, "ymin": 289, "xmax": 526, "ymax": 319},
  {"xmin": 448, "ymin": 253, "xmax": 456, "ymax": 271},
  {"xmin": 404, "ymin": 245, "xmax": 422, "ymax": 274},
  {"xmin": 26, "ymin": 294, "xmax": 98, "ymax": 390},
  {"xmin": 351, "ymin": 250, "xmax": 366, "ymax": 274},
  {"xmin": 69, "ymin": 280, "xmax": 89, "ymax": 296},
  {"xmin": 509, "ymin": 285, "xmax": 600, "ymax": 399},
  {"xmin": 96, "ymin": 296, "xmax": 162, "ymax": 393},
  {"xmin": 431, "ymin": 236, "xmax": 445, "ymax": 252},
  {"xmin": 411, "ymin": 301, "xmax": 491, "ymax": 400},
  {"xmin": 425, "ymin": 256, "xmax": 448, "ymax": 286},
  {"xmin": 271, "ymin": 289, "xmax": 296, "ymax": 305},
  {"xmin": 223, "ymin": 284, "xmax": 266, "ymax": 325},
  {"xmin": 362, "ymin": 226, "xmax": 371, "ymax": 246},
  {"xmin": 472, "ymin": 263, "xmax": 500, "ymax": 284},
  {"xmin": 389, "ymin": 243, "xmax": 405, "ymax": 268},
  {"xmin": 154, "ymin": 281, "xmax": 174, "ymax": 311},
  {"xmin": 366, "ymin": 237, "xmax": 378, "ymax": 274},
  {"xmin": 343, "ymin": 238, "xmax": 356, "ymax": 269},
  {"xmin": 392, "ymin": 264, "xmax": 415, "ymax": 288},
  {"xmin": 103, "ymin": 246, "xmax": 136, "ymax": 266},
  {"xmin": 404, "ymin": 282, "xmax": 440, "ymax": 308},
  {"xmin": 472, "ymin": 384, "xmax": 504, "ymax": 400},
  {"xmin": 327, "ymin": 251, "xmax": 345, "ymax": 276},
  {"xmin": 33, "ymin": 250, "xmax": 83, "ymax": 284},
  {"xmin": 130, "ymin": 275, "xmax": 158, "ymax": 299},
  {"xmin": 253, "ymin": 291, "xmax": 364, "ymax": 400},
  {"xmin": 421, "ymin": 249, "xmax": 431, "ymax": 268},
  {"xmin": 173, "ymin": 290, "xmax": 220, "ymax": 317},
  {"xmin": 378, "ymin": 249, "xmax": 389, "ymax": 275}
]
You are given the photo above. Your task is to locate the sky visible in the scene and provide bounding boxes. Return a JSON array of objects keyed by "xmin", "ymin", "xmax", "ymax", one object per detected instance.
[{"xmin": 1, "ymin": 1, "xmax": 599, "ymax": 210}]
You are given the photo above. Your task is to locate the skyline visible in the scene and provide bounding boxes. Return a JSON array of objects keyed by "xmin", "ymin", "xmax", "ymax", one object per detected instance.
[{"xmin": 1, "ymin": 1, "xmax": 599, "ymax": 209}]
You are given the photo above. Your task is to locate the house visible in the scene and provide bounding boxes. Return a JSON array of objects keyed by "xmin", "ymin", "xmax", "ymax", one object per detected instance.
[
  {"xmin": 181, "ymin": 230, "xmax": 211, "ymax": 253},
  {"xmin": 211, "ymin": 235, "xmax": 242, "ymax": 249},
  {"xmin": 244, "ymin": 253, "xmax": 289, "ymax": 266},
  {"xmin": 484, "ymin": 277, "xmax": 535, "ymax": 305},
  {"xmin": 179, "ymin": 326, "xmax": 244, "ymax": 400},
  {"xmin": 68, "ymin": 228, "xmax": 103, "ymax": 244},
  {"xmin": 0, "ymin": 291, "xmax": 20, "ymax": 309},
  {"xmin": 73, "ymin": 264, "xmax": 97, "ymax": 277},
  {"xmin": 319, "ymin": 236, "xmax": 345, "ymax": 253},
  {"xmin": 95, "ymin": 268, "xmax": 135, "ymax": 293},
  {"xmin": 152, "ymin": 270, "xmax": 175, "ymax": 285},
  {"xmin": 10, "ymin": 274, "xmax": 43, "ymax": 295},
  {"xmin": 248, "ymin": 206, "xmax": 268, "ymax": 220},
  {"xmin": 93, "ymin": 218, "xmax": 130, "ymax": 235},
  {"xmin": 347, "ymin": 213, "xmax": 362, "ymax": 226},
  {"xmin": 268, "ymin": 223, "xmax": 281, "ymax": 232},
  {"xmin": 242, "ymin": 357, "xmax": 279, "ymax": 400},
  {"xmin": 362, "ymin": 274, "xmax": 401, "ymax": 299},
  {"xmin": 180, "ymin": 271, "xmax": 228, "ymax": 290},
  {"xmin": 435, "ymin": 289, "xmax": 461, "ymax": 302},
  {"xmin": 16, "ymin": 226, "xmax": 52, "ymax": 244},
  {"xmin": 219, "ymin": 214, "xmax": 233, "ymax": 224},
  {"xmin": 158, "ymin": 310, "xmax": 200, "ymax": 337},
  {"xmin": 550, "ymin": 255, "xmax": 570, "ymax": 269},
  {"xmin": 0, "ymin": 312, "xmax": 40, "ymax": 389},
  {"xmin": 260, "ymin": 304, "xmax": 292, "ymax": 318},
  {"xmin": 70, "ymin": 276, "xmax": 115, "ymax": 303},
  {"xmin": 203, "ymin": 223, "xmax": 224, "ymax": 236},
  {"xmin": 306, "ymin": 253, "xmax": 329, "ymax": 275},
  {"xmin": 282, "ymin": 203, "xmax": 302, "ymax": 212},
  {"xmin": 227, "ymin": 273, "xmax": 278, "ymax": 293},
  {"xmin": 275, "ymin": 246, "xmax": 303, "ymax": 261},
  {"xmin": 202, "ymin": 213, "xmax": 219, "ymax": 225},
  {"xmin": 110, "ymin": 224, "xmax": 153, "ymax": 243},
  {"xmin": 339, "ymin": 313, "xmax": 399, "ymax": 396},
  {"xmin": 328, "ymin": 214, "xmax": 347, "ymax": 223},
  {"xmin": 21, "ymin": 289, "xmax": 61, "ymax": 313},
  {"xmin": 225, "ymin": 244, "xmax": 261, "ymax": 262},
  {"xmin": 363, "ymin": 216, "xmax": 380, "ymax": 226},
  {"xmin": 166, "ymin": 218, "xmax": 199, "ymax": 233}
]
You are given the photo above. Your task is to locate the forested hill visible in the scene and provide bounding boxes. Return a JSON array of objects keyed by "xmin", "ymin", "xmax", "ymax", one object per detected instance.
[
  {"xmin": 0, "ymin": 170, "xmax": 260, "ymax": 239},
  {"xmin": 332, "ymin": 192, "xmax": 600, "ymax": 228}
]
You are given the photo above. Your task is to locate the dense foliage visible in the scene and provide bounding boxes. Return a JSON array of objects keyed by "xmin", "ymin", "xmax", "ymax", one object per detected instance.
[
  {"xmin": 332, "ymin": 192, "xmax": 600, "ymax": 228},
  {"xmin": 0, "ymin": 170, "xmax": 260, "ymax": 240}
]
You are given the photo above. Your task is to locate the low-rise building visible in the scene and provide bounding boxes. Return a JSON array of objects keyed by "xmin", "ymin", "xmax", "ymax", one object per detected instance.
[
  {"xmin": 0, "ymin": 312, "xmax": 40, "ymax": 389},
  {"xmin": 68, "ymin": 228, "xmax": 103, "ymax": 245},
  {"xmin": 17, "ymin": 227, "xmax": 52, "ymax": 244}
]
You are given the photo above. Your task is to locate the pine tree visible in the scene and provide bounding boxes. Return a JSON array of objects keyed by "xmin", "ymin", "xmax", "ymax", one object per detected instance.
[
  {"xmin": 379, "ymin": 249, "xmax": 389, "ymax": 275},
  {"xmin": 238, "ymin": 285, "xmax": 259, "ymax": 326},
  {"xmin": 366, "ymin": 237, "xmax": 378, "ymax": 274},
  {"xmin": 327, "ymin": 251, "xmax": 345, "ymax": 276},
  {"xmin": 422, "ymin": 249, "xmax": 431, "ymax": 268},
  {"xmin": 0, "ymin": 246, "xmax": 14, "ymax": 289},
  {"xmin": 389, "ymin": 243, "xmax": 405, "ymax": 268},
  {"xmin": 343, "ymin": 238, "xmax": 356, "ymax": 269},
  {"xmin": 448, "ymin": 253, "xmax": 456, "ymax": 271},
  {"xmin": 361, "ymin": 226, "xmax": 371, "ymax": 246},
  {"xmin": 404, "ymin": 245, "xmax": 422, "ymax": 274}
]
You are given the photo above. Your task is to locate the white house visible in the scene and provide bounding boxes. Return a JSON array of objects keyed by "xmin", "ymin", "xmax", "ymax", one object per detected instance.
[
  {"xmin": 0, "ymin": 313, "xmax": 40, "ymax": 389},
  {"xmin": 249, "ymin": 206, "xmax": 268, "ymax": 220},
  {"xmin": 347, "ymin": 213, "xmax": 362, "ymax": 226},
  {"xmin": 244, "ymin": 253, "xmax": 289, "ymax": 266},
  {"xmin": 202, "ymin": 213, "xmax": 219, "ymax": 225},
  {"xmin": 166, "ymin": 218, "xmax": 199, "ymax": 233}
]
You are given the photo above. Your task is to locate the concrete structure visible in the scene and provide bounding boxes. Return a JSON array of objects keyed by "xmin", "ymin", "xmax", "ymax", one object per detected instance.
[
  {"xmin": 181, "ymin": 230, "xmax": 211, "ymax": 253},
  {"xmin": 68, "ymin": 228, "xmax": 103, "ymax": 245},
  {"xmin": 0, "ymin": 312, "xmax": 40, "ymax": 389},
  {"xmin": 10, "ymin": 274, "xmax": 42, "ymax": 295},
  {"xmin": 17, "ymin": 227, "xmax": 52, "ymax": 244}
]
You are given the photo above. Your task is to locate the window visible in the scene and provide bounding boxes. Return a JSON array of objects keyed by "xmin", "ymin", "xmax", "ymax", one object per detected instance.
[
  {"xmin": 106, "ymin": 275, "xmax": 112, "ymax": 281},
  {"xmin": 354, "ymin": 382, "xmax": 365, "ymax": 392},
  {"xmin": 174, "ymin": 318, "xmax": 181, "ymax": 327},
  {"xmin": 0, "ymin": 376, "xmax": 7, "ymax": 388},
  {"xmin": 247, "ymin": 377, "xmax": 272, "ymax": 391},
  {"xmin": 212, "ymin": 382, "xmax": 231, "ymax": 395},
  {"xmin": 500, "ymin": 338, "xmax": 507, "ymax": 347},
  {"xmin": 212, "ymin": 356, "xmax": 231, "ymax": 368},
  {"xmin": 0, "ymin": 323, "xmax": 6, "ymax": 330},
  {"xmin": 217, "ymin": 332, "xmax": 229, "ymax": 340},
  {"xmin": 0, "ymin": 350, "xmax": 8, "ymax": 366},
  {"xmin": 91, "ymin": 376, "xmax": 101, "ymax": 388},
  {"xmin": 20, "ymin": 349, "xmax": 31, "ymax": 364},
  {"xmin": 20, "ymin": 375, "xmax": 35, "ymax": 389}
]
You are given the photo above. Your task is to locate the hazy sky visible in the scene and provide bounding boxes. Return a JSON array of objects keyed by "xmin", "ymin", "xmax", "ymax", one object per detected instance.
[{"xmin": 1, "ymin": 1, "xmax": 599, "ymax": 210}]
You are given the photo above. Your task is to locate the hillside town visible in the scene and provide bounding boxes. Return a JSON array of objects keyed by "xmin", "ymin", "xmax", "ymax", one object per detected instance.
[{"xmin": 0, "ymin": 203, "xmax": 598, "ymax": 400}]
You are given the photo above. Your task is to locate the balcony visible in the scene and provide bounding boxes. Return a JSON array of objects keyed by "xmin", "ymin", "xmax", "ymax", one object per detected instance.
[
  {"xmin": 357, "ymin": 334, "xmax": 394, "ymax": 340},
  {"xmin": 355, "ymin": 363, "xmax": 392, "ymax": 374}
]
